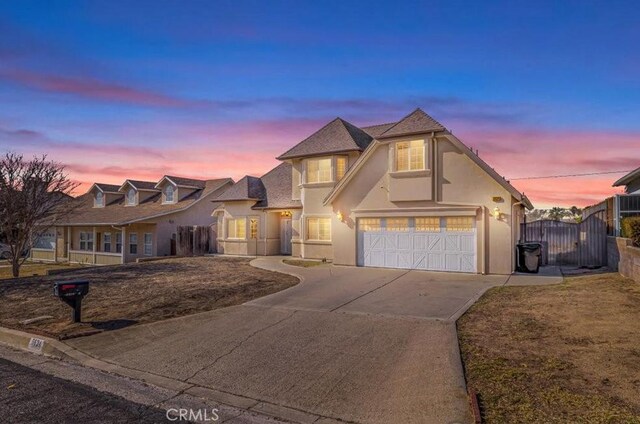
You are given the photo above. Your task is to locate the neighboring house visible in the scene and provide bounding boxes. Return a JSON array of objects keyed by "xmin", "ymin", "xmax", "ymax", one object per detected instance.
[
  {"xmin": 214, "ymin": 108, "xmax": 532, "ymax": 274},
  {"xmin": 584, "ymin": 166, "xmax": 640, "ymax": 235},
  {"xmin": 31, "ymin": 176, "xmax": 233, "ymax": 265}
]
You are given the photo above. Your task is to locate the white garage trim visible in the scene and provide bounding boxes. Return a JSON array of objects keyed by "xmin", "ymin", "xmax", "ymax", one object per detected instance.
[{"xmin": 357, "ymin": 216, "xmax": 477, "ymax": 273}]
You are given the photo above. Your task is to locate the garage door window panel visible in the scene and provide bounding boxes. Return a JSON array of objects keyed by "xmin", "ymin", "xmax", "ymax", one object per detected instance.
[
  {"xmin": 359, "ymin": 218, "xmax": 381, "ymax": 231},
  {"xmin": 416, "ymin": 217, "xmax": 440, "ymax": 232},
  {"xmin": 446, "ymin": 217, "xmax": 474, "ymax": 232},
  {"xmin": 386, "ymin": 218, "xmax": 409, "ymax": 232}
]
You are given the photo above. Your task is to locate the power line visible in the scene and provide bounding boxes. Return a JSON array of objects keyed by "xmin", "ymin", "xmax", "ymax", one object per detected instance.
[{"xmin": 510, "ymin": 169, "xmax": 632, "ymax": 181}]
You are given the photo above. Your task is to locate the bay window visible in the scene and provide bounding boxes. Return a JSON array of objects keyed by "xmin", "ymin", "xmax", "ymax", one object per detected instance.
[
  {"xmin": 306, "ymin": 217, "xmax": 331, "ymax": 241},
  {"xmin": 227, "ymin": 218, "xmax": 246, "ymax": 239},
  {"xmin": 306, "ymin": 158, "xmax": 332, "ymax": 183}
]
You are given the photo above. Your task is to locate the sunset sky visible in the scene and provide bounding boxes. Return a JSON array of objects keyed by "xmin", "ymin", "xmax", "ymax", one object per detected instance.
[{"xmin": 0, "ymin": 1, "xmax": 638, "ymax": 208}]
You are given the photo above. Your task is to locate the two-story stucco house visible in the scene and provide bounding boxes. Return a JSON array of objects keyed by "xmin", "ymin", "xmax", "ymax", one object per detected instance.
[
  {"xmin": 31, "ymin": 176, "xmax": 233, "ymax": 265},
  {"xmin": 214, "ymin": 108, "xmax": 532, "ymax": 274}
]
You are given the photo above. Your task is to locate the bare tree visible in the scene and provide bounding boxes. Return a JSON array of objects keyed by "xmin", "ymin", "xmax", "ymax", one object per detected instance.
[{"xmin": 0, "ymin": 153, "xmax": 79, "ymax": 278}]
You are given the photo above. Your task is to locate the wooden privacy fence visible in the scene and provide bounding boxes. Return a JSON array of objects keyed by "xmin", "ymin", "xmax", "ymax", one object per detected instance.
[
  {"xmin": 177, "ymin": 225, "xmax": 212, "ymax": 256},
  {"xmin": 520, "ymin": 210, "xmax": 607, "ymax": 267}
]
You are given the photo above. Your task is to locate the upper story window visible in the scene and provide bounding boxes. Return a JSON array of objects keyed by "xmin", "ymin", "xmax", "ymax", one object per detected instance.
[
  {"xmin": 306, "ymin": 158, "xmax": 332, "ymax": 183},
  {"xmin": 336, "ymin": 157, "xmax": 348, "ymax": 181},
  {"xmin": 95, "ymin": 192, "xmax": 104, "ymax": 207},
  {"xmin": 126, "ymin": 188, "xmax": 136, "ymax": 206},
  {"xmin": 395, "ymin": 140, "xmax": 425, "ymax": 172},
  {"xmin": 164, "ymin": 185, "xmax": 175, "ymax": 203},
  {"xmin": 305, "ymin": 156, "xmax": 348, "ymax": 184}
]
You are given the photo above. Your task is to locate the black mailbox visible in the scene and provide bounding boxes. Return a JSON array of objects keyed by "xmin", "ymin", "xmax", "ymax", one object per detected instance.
[{"xmin": 53, "ymin": 280, "xmax": 89, "ymax": 323}]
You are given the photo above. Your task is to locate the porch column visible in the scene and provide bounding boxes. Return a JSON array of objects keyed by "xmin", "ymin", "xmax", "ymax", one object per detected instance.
[
  {"xmin": 53, "ymin": 227, "xmax": 58, "ymax": 263},
  {"xmin": 67, "ymin": 227, "xmax": 71, "ymax": 260},
  {"xmin": 92, "ymin": 226, "xmax": 97, "ymax": 264},
  {"xmin": 121, "ymin": 227, "xmax": 126, "ymax": 264}
]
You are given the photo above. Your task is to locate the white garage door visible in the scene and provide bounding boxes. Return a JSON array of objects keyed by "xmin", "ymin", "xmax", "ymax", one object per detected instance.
[{"xmin": 357, "ymin": 217, "xmax": 477, "ymax": 273}]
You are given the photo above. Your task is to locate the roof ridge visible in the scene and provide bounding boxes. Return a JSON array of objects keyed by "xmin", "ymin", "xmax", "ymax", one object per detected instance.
[
  {"xmin": 360, "ymin": 121, "xmax": 397, "ymax": 129},
  {"xmin": 379, "ymin": 108, "xmax": 446, "ymax": 138}
]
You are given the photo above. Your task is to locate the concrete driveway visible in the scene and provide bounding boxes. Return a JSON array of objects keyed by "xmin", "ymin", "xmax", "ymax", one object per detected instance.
[{"xmin": 65, "ymin": 258, "xmax": 558, "ymax": 423}]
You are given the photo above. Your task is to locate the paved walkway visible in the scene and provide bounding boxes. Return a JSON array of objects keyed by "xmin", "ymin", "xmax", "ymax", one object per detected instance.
[{"xmin": 64, "ymin": 258, "xmax": 563, "ymax": 424}]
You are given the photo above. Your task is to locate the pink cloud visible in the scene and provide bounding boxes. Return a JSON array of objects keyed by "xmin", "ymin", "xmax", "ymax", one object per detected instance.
[{"xmin": 0, "ymin": 68, "xmax": 186, "ymax": 107}]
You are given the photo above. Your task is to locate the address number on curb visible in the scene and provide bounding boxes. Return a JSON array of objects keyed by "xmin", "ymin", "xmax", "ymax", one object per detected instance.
[{"xmin": 27, "ymin": 337, "xmax": 45, "ymax": 353}]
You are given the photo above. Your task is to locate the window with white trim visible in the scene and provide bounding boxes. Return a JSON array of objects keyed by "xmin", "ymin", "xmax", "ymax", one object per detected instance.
[
  {"xmin": 116, "ymin": 233, "xmax": 122, "ymax": 253},
  {"xmin": 129, "ymin": 233, "xmax": 138, "ymax": 254},
  {"xmin": 79, "ymin": 232, "xmax": 94, "ymax": 251},
  {"xmin": 306, "ymin": 217, "xmax": 331, "ymax": 241},
  {"xmin": 164, "ymin": 185, "xmax": 175, "ymax": 203},
  {"xmin": 306, "ymin": 158, "xmax": 332, "ymax": 183},
  {"xmin": 336, "ymin": 156, "xmax": 348, "ymax": 181},
  {"xmin": 395, "ymin": 140, "xmax": 425, "ymax": 171},
  {"xmin": 103, "ymin": 232, "xmax": 112, "ymax": 252},
  {"xmin": 126, "ymin": 188, "xmax": 136, "ymax": 206},
  {"xmin": 95, "ymin": 192, "xmax": 104, "ymax": 207},
  {"xmin": 144, "ymin": 233, "xmax": 153, "ymax": 256},
  {"xmin": 227, "ymin": 218, "xmax": 246, "ymax": 239}
]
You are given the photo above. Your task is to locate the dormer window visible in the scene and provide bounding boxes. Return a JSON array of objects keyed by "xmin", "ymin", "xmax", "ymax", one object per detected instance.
[
  {"xmin": 95, "ymin": 191, "xmax": 104, "ymax": 207},
  {"xmin": 126, "ymin": 188, "xmax": 136, "ymax": 206},
  {"xmin": 164, "ymin": 185, "xmax": 175, "ymax": 203},
  {"xmin": 395, "ymin": 140, "xmax": 425, "ymax": 172}
]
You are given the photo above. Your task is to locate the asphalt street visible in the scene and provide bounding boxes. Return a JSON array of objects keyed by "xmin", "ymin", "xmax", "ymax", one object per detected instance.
[{"xmin": 0, "ymin": 357, "xmax": 179, "ymax": 423}]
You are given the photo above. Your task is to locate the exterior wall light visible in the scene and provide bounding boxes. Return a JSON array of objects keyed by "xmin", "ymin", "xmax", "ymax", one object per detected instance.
[
  {"xmin": 336, "ymin": 211, "xmax": 344, "ymax": 222},
  {"xmin": 493, "ymin": 207, "xmax": 502, "ymax": 220},
  {"xmin": 280, "ymin": 211, "xmax": 292, "ymax": 217}
]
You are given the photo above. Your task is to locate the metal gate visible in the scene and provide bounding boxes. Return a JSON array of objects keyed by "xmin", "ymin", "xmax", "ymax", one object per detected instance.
[{"xmin": 520, "ymin": 211, "xmax": 607, "ymax": 267}]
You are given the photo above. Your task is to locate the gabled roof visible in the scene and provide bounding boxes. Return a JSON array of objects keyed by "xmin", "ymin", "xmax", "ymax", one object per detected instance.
[
  {"xmin": 613, "ymin": 166, "xmax": 640, "ymax": 187},
  {"xmin": 277, "ymin": 118, "xmax": 373, "ymax": 160},
  {"xmin": 253, "ymin": 163, "xmax": 302, "ymax": 209},
  {"xmin": 324, "ymin": 132, "xmax": 533, "ymax": 210},
  {"xmin": 90, "ymin": 183, "xmax": 121, "ymax": 194},
  {"xmin": 361, "ymin": 122, "xmax": 396, "ymax": 138},
  {"xmin": 215, "ymin": 176, "xmax": 264, "ymax": 202},
  {"xmin": 119, "ymin": 180, "xmax": 159, "ymax": 192},
  {"xmin": 155, "ymin": 175, "xmax": 207, "ymax": 189},
  {"xmin": 377, "ymin": 108, "xmax": 445, "ymax": 139},
  {"xmin": 59, "ymin": 178, "xmax": 233, "ymax": 226}
]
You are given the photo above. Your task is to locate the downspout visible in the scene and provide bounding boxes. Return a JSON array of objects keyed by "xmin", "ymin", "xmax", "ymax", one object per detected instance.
[{"xmin": 263, "ymin": 210, "xmax": 268, "ymax": 256}]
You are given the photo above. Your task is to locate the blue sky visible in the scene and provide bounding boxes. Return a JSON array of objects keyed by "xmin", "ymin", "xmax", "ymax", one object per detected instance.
[{"xmin": 0, "ymin": 0, "xmax": 638, "ymax": 206}]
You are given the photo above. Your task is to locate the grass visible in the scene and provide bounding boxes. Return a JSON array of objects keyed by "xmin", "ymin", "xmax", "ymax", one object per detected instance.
[
  {"xmin": 282, "ymin": 259, "xmax": 328, "ymax": 268},
  {"xmin": 0, "ymin": 257, "xmax": 298, "ymax": 339},
  {"xmin": 0, "ymin": 262, "xmax": 82, "ymax": 280},
  {"xmin": 458, "ymin": 272, "xmax": 640, "ymax": 423}
]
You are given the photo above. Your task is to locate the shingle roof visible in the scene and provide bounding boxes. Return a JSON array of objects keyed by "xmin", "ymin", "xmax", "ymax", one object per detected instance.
[
  {"xmin": 253, "ymin": 163, "xmax": 302, "ymax": 209},
  {"xmin": 59, "ymin": 178, "xmax": 233, "ymax": 225},
  {"xmin": 162, "ymin": 176, "xmax": 207, "ymax": 189},
  {"xmin": 360, "ymin": 122, "xmax": 396, "ymax": 138},
  {"xmin": 215, "ymin": 176, "xmax": 264, "ymax": 201},
  {"xmin": 93, "ymin": 183, "xmax": 121, "ymax": 193},
  {"xmin": 124, "ymin": 180, "xmax": 159, "ymax": 191},
  {"xmin": 378, "ymin": 108, "xmax": 445, "ymax": 138},
  {"xmin": 277, "ymin": 118, "xmax": 373, "ymax": 160},
  {"xmin": 613, "ymin": 166, "xmax": 640, "ymax": 187}
]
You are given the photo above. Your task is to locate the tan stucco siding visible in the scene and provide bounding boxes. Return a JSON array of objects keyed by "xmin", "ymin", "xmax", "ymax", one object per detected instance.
[{"xmin": 329, "ymin": 136, "xmax": 520, "ymax": 274}]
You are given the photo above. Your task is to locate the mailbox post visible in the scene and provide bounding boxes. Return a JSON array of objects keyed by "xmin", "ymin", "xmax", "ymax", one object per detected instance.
[{"xmin": 53, "ymin": 281, "xmax": 89, "ymax": 323}]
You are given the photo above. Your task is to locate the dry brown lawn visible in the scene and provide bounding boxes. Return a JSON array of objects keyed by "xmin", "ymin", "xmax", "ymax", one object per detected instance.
[
  {"xmin": 458, "ymin": 272, "xmax": 640, "ymax": 423},
  {"xmin": 0, "ymin": 262, "xmax": 82, "ymax": 280},
  {"xmin": 0, "ymin": 257, "xmax": 298, "ymax": 339}
]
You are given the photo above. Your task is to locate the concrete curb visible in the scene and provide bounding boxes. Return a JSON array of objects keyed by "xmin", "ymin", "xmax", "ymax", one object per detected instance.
[{"xmin": 0, "ymin": 325, "xmax": 337, "ymax": 424}]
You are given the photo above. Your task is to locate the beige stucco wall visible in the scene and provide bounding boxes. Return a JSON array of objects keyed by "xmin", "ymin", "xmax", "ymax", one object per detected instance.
[
  {"xmin": 216, "ymin": 201, "xmax": 296, "ymax": 256},
  {"xmin": 329, "ymin": 135, "xmax": 522, "ymax": 274}
]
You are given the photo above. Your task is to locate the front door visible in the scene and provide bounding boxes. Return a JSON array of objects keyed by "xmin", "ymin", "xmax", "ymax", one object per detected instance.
[{"xmin": 280, "ymin": 218, "xmax": 292, "ymax": 255}]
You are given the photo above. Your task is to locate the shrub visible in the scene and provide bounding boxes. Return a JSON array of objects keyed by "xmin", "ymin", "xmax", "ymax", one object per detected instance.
[{"xmin": 621, "ymin": 216, "xmax": 640, "ymax": 247}]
